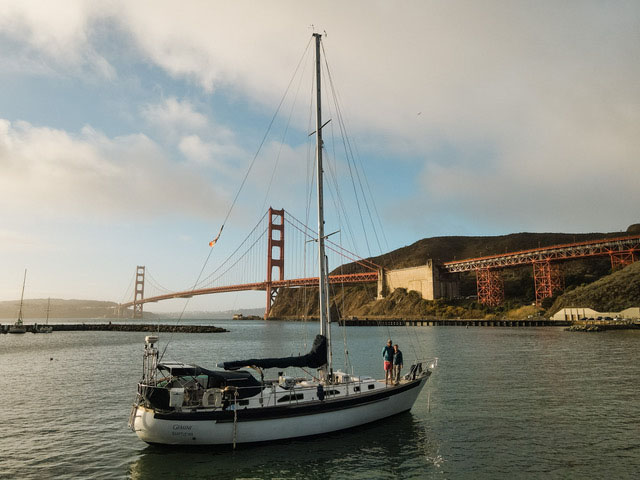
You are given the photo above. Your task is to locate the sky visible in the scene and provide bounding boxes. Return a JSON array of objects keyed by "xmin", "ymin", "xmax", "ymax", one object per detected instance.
[{"xmin": 1, "ymin": 0, "xmax": 638, "ymax": 313}]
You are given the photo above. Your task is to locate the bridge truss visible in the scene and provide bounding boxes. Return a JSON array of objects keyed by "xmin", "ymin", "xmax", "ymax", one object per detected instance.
[{"xmin": 444, "ymin": 235, "xmax": 640, "ymax": 305}]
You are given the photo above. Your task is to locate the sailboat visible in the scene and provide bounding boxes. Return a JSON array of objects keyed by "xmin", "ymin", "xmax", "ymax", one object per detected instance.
[
  {"xmin": 33, "ymin": 297, "xmax": 53, "ymax": 334},
  {"xmin": 9, "ymin": 269, "xmax": 28, "ymax": 334},
  {"xmin": 129, "ymin": 33, "xmax": 435, "ymax": 446}
]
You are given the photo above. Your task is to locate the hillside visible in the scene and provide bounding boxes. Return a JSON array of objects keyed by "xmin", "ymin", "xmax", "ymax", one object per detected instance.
[
  {"xmin": 335, "ymin": 231, "xmax": 623, "ymax": 274},
  {"xmin": 0, "ymin": 298, "xmax": 142, "ymax": 319},
  {"xmin": 271, "ymin": 226, "xmax": 638, "ymax": 319},
  {"xmin": 549, "ymin": 261, "xmax": 640, "ymax": 313}
]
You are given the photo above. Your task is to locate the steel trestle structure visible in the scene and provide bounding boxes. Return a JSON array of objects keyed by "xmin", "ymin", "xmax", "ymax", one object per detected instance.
[
  {"xmin": 445, "ymin": 235, "xmax": 640, "ymax": 306},
  {"xmin": 475, "ymin": 268, "xmax": 504, "ymax": 307}
]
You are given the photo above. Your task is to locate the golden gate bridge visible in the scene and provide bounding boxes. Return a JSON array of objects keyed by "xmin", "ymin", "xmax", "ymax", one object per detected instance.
[
  {"xmin": 119, "ymin": 208, "xmax": 640, "ymax": 317},
  {"xmin": 120, "ymin": 208, "xmax": 381, "ymax": 318}
]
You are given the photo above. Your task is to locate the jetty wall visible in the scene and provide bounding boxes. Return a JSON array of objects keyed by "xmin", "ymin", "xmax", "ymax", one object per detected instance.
[{"xmin": 0, "ymin": 323, "xmax": 227, "ymax": 333}]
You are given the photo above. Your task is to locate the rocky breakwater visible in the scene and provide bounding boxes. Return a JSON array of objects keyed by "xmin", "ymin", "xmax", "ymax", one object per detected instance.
[
  {"xmin": 45, "ymin": 323, "xmax": 228, "ymax": 333},
  {"xmin": 565, "ymin": 319, "xmax": 638, "ymax": 333}
]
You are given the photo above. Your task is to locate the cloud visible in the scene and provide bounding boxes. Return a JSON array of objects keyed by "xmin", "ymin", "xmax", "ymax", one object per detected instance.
[
  {"xmin": 0, "ymin": 0, "xmax": 116, "ymax": 79},
  {"xmin": 1, "ymin": 1, "xmax": 638, "ymax": 236},
  {"xmin": 0, "ymin": 229, "xmax": 46, "ymax": 252},
  {"xmin": 0, "ymin": 119, "xmax": 226, "ymax": 222},
  {"xmin": 141, "ymin": 97, "xmax": 209, "ymax": 136}
]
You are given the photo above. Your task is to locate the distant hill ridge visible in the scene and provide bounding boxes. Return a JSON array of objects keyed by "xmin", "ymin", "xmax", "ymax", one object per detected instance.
[
  {"xmin": 0, "ymin": 299, "xmax": 263, "ymax": 320},
  {"xmin": 0, "ymin": 298, "xmax": 124, "ymax": 320}
]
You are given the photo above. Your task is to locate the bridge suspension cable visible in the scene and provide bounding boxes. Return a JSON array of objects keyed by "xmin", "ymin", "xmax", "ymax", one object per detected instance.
[
  {"xmin": 196, "ymin": 210, "xmax": 270, "ymax": 289},
  {"xmin": 284, "ymin": 209, "xmax": 381, "ymax": 272}
]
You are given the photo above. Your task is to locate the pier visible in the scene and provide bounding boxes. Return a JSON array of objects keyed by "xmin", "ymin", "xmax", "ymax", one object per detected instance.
[{"xmin": 338, "ymin": 318, "xmax": 569, "ymax": 327}]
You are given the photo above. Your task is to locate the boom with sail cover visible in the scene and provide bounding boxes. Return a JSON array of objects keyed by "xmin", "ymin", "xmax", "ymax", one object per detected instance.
[{"xmin": 219, "ymin": 334, "xmax": 327, "ymax": 371}]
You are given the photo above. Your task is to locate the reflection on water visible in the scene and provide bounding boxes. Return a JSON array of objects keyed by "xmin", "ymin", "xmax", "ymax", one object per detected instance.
[{"xmin": 129, "ymin": 412, "xmax": 442, "ymax": 480}]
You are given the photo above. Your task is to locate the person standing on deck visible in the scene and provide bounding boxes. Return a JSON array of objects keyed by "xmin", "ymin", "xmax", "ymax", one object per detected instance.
[
  {"xmin": 393, "ymin": 344, "xmax": 403, "ymax": 385},
  {"xmin": 382, "ymin": 339, "xmax": 394, "ymax": 385}
]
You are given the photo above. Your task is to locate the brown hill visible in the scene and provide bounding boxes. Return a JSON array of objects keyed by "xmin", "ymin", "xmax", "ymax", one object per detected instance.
[{"xmin": 549, "ymin": 261, "xmax": 640, "ymax": 313}]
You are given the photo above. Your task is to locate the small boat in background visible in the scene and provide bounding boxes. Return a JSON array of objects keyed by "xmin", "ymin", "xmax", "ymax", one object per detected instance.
[
  {"xmin": 9, "ymin": 270, "xmax": 28, "ymax": 334},
  {"xmin": 33, "ymin": 297, "xmax": 53, "ymax": 334}
]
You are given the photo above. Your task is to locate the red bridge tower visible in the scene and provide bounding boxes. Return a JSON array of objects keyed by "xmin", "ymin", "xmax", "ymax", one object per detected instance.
[
  {"xmin": 265, "ymin": 208, "xmax": 285, "ymax": 318},
  {"xmin": 133, "ymin": 265, "xmax": 145, "ymax": 319}
]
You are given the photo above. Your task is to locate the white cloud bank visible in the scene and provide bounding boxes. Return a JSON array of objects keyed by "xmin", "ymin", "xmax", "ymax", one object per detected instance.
[
  {"xmin": 0, "ymin": 119, "xmax": 224, "ymax": 222},
  {"xmin": 1, "ymin": 0, "xmax": 639, "ymax": 234}
]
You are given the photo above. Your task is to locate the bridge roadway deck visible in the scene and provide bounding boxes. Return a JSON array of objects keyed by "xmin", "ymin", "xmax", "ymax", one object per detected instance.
[
  {"xmin": 120, "ymin": 272, "xmax": 378, "ymax": 308},
  {"xmin": 443, "ymin": 234, "xmax": 640, "ymax": 272}
]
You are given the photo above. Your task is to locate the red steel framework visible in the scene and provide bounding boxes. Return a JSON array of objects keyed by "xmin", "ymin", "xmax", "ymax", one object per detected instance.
[
  {"xmin": 532, "ymin": 261, "xmax": 565, "ymax": 305},
  {"xmin": 446, "ymin": 235, "xmax": 640, "ymax": 306},
  {"xmin": 476, "ymin": 268, "xmax": 504, "ymax": 307},
  {"xmin": 610, "ymin": 250, "xmax": 637, "ymax": 271},
  {"xmin": 443, "ymin": 235, "xmax": 640, "ymax": 272},
  {"xmin": 266, "ymin": 208, "xmax": 285, "ymax": 318}
]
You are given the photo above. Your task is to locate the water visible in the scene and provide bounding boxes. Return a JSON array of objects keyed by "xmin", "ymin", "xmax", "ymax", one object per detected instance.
[{"xmin": 1, "ymin": 320, "xmax": 638, "ymax": 479}]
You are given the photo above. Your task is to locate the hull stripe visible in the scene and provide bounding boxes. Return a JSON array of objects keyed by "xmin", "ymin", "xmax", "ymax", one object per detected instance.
[{"xmin": 153, "ymin": 376, "xmax": 426, "ymax": 422}]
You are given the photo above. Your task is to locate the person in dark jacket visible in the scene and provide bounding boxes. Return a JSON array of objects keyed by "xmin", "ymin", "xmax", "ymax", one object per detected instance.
[
  {"xmin": 393, "ymin": 344, "xmax": 404, "ymax": 385},
  {"xmin": 382, "ymin": 339, "xmax": 394, "ymax": 385}
]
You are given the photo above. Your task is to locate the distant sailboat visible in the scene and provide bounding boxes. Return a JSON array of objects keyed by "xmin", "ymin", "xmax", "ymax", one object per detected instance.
[
  {"xmin": 33, "ymin": 297, "xmax": 53, "ymax": 334},
  {"xmin": 9, "ymin": 270, "xmax": 27, "ymax": 334}
]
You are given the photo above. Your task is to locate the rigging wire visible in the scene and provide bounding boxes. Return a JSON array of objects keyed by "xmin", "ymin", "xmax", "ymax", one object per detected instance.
[
  {"xmin": 284, "ymin": 213, "xmax": 380, "ymax": 271},
  {"xmin": 120, "ymin": 271, "xmax": 135, "ymax": 305},
  {"xmin": 322, "ymin": 43, "xmax": 386, "ymax": 256},
  {"xmin": 352, "ymin": 140, "xmax": 390, "ymax": 251},
  {"xmin": 160, "ymin": 40, "xmax": 314, "ymax": 361},
  {"xmin": 196, "ymin": 211, "xmax": 269, "ymax": 287},
  {"xmin": 320, "ymin": 44, "xmax": 371, "ymax": 257},
  {"xmin": 260, "ymin": 41, "xmax": 314, "ymax": 214},
  {"xmin": 222, "ymin": 36, "xmax": 313, "ymax": 234}
]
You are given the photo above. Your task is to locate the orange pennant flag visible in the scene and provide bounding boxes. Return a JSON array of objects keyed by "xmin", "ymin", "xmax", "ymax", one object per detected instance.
[{"xmin": 209, "ymin": 226, "xmax": 223, "ymax": 247}]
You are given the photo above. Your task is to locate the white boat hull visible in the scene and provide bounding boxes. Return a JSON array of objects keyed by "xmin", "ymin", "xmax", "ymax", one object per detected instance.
[{"xmin": 133, "ymin": 376, "xmax": 428, "ymax": 445}]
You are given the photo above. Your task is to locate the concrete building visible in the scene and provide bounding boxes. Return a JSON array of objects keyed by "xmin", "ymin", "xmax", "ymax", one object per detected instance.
[{"xmin": 377, "ymin": 260, "xmax": 459, "ymax": 301}]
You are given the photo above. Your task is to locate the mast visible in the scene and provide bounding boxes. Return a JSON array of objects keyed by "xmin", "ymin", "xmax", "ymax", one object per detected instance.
[
  {"xmin": 314, "ymin": 33, "xmax": 332, "ymax": 377},
  {"xmin": 18, "ymin": 269, "xmax": 26, "ymax": 322}
]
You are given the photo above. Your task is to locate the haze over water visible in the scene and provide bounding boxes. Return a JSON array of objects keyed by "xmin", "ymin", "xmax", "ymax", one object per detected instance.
[{"xmin": 1, "ymin": 320, "xmax": 638, "ymax": 479}]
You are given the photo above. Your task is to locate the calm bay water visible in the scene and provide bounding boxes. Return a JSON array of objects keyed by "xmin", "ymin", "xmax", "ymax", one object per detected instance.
[{"xmin": 1, "ymin": 319, "xmax": 638, "ymax": 479}]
